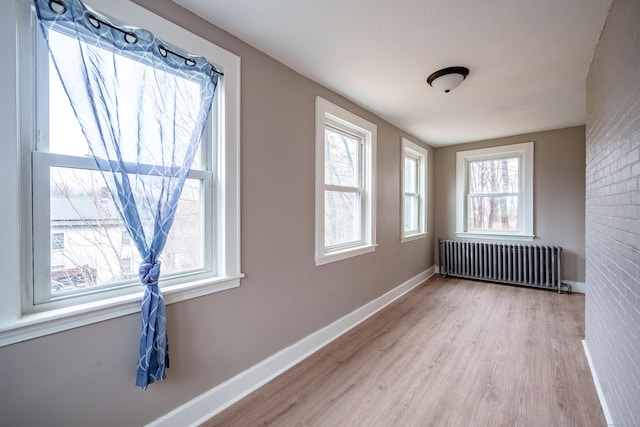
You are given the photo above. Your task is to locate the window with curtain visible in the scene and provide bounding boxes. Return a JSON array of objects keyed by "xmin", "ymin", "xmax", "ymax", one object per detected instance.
[
  {"xmin": 31, "ymin": 0, "xmax": 229, "ymax": 389},
  {"xmin": 32, "ymin": 24, "xmax": 218, "ymax": 304},
  {"xmin": 0, "ymin": 0, "xmax": 242, "ymax": 385},
  {"xmin": 24, "ymin": 0, "xmax": 240, "ymax": 311},
  {"xmin": 315, "ymin": 97, "xmax": 377, "ymax": 266}
]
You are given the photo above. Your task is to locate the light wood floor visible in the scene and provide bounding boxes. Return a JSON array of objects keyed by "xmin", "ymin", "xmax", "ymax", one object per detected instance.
[{"xmin": 203, "ymin": 276, "xmax": 606, "ymax": 427}]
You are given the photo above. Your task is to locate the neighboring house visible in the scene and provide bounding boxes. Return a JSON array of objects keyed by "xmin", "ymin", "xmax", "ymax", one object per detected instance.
[
  {"xmin": 49, "ymin": 190, "xmax": 201, "ymax": 293},
  {"xmin": 50, "ymin": 194, "xmax": 133, "ymax": 290}
]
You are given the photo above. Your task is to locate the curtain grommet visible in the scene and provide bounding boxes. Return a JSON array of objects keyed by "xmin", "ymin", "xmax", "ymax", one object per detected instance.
[
  {"xmin": 87, "ymin": 14, "xmax": 100, "ymax": 29},
  {"xmin": 49, "ymin": 0, "xmax": 67, "ymax": 14},
  {"xmin": 125, "ymin": 32, "xmax": 138, "ymax": 44}
]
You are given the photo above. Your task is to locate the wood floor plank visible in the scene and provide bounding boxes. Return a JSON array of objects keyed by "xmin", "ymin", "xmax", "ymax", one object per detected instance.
[{"xmin": 202, "ymin": 276, "xmax": 606, "ymax": 427}]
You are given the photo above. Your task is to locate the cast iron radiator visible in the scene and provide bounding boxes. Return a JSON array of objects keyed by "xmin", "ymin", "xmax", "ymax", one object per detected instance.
[{"xmin": 439, "ymin": 240, "xmax": 564, "ymax": 293}]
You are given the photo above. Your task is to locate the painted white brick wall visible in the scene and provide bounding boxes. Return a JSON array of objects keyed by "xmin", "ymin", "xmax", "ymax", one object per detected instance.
[{"xmin": 586, "ymin": 0, "xmax": 640, "ymax": 425}]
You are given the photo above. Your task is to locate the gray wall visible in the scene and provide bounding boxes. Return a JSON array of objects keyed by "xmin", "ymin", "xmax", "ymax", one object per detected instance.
[
  {"xmin": 434, "ymin": 126, "xmax": 587, "ymax": 282},
  {"xmin": 0, "ymin": 2, "xmax": 434, "ymax": 426},
  {"xmin": 585, "ymin": 0, "xmax": 640, "ymax": 424}
]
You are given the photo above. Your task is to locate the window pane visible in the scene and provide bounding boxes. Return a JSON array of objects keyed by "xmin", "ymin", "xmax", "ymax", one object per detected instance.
[
  {"xmin": 46, "ymin": 39, "xmax": 202, "ymax": 165},
  {"xmin": 51, "ymin": 232, "xmax": 65, "ymax": 250},
  {"xmin": 404, "ymin": 195, "xmax": 419, "ymax": 233},
  {"xmin": 165, "ymin": 179, "xmax": 203, "ymax": 272},
  {"xmin": 47, "ymin": 54, "xmax": 90, "ymax": 157},
  {"xmin": 50, "ymin": 167, "xmax": 202, "ymax": 294},
  {"xmin": 469, "ymin": 195, "xmax": 519, "ymax": 231},
  {"xmin": 324, "ymin": 190, "xmax": 361, "ymax": 247},
  {"xmin": 404, "ymin": 156, "xmax": 418, "ymax": 193},
  {"xmin": 468, "ymin": 157, "xmax": 519, "ymax": 194},
  {"xmin": 324, "ymin": 127, "xmax": 359, "ymax": 187}
]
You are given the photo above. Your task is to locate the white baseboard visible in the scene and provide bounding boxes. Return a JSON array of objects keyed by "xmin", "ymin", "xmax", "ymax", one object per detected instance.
[
  {"xmin": 582, "ymin": 340, "xmax": 613, "ymax": 426},
  {"xmin": 148, "ymin": 266, "xmax": 436, "ymax": 427},
  {"xmin": 564, "ymin": 280, "xmax": 586, "ymax": 293},
  {"xmin": 435, "ymin": 265, "xmax": 585, "ymax": 294}
]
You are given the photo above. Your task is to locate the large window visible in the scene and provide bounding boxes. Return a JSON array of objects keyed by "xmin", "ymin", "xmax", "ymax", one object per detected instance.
[
  {"xmin": 0, "ymin": 0, "xmax": 241, "ymax": 346},
  {"xmin": 32, "ymin": 26, "xmax": 216, "ymax": 305},
  {"xmin": 456, "ymin": 142, "xmax": 534, "ymax": 240},
  {"xmin": 401, "ymin": 138, "xmax": 428, "ymax": 242},
  {"xmin": 315, "ymin": 97, "xmax": 377, "ymax": 265}
]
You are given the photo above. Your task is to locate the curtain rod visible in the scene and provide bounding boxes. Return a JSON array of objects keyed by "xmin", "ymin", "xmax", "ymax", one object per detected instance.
[{"xmin": 47, "ymin": 0, "xmax": 224, "ymax": 77}]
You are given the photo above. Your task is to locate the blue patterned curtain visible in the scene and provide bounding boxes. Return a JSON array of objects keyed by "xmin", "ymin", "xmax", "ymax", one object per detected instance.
[{"xmin": 34, "ymin": 0, "xmax": 220, "ymax": 389}]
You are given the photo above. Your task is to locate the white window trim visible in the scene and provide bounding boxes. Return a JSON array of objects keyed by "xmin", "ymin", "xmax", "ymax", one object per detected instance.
[
  {"xmin": 455, "ymin": 142, "xmax": 534, "ymax": 241},
  {"xmin": 401, "ymin": 138, "xmax": 428, "ymax": 243},
  {"xmin": 0, "ymin": 0, "xmax": 242, "ymax": 348},
  {"xmin": 315, "ymin": 97, "xmax": 377, "ymax": 266}
]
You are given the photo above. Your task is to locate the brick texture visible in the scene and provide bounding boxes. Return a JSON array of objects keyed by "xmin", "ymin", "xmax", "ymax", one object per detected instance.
[{"xmin": 585, "ymin": 0, "xmax": 640, "ymax": 425}]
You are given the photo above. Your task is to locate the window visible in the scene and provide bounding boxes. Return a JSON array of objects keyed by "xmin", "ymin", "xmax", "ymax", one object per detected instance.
[
  {"xmin": 0, "ymin": 0, "xmax": 241, "ymax": 346},
  {"xmin": 401, "ymin": 138, "xmax": 428, "ymax": 242},
  {"xmin": 315, "ymin": 97, "xmax": 377, "ymax": 265},
  {"xmin": 456, "ymin": 142, "xmax": 534, "ymax": 240},
  {"xmin": 32, "ymin": 23, "xmax": 214, "ymax": 304}
]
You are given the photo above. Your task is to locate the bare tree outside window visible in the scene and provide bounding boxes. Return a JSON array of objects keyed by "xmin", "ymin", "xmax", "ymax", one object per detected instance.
[
  {"xmin": 324, "ymin": 127, "xmax": 362, "ymax": 247},
  {"xmin": 50, "ymin": 167, "xmax": 202, "ymax": 294},
  {"xmin": 468, "ymin": 157, "xmax": 519, "ymax": 231}
]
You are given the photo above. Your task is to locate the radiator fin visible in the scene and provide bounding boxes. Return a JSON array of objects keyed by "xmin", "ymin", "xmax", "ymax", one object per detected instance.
[{"xmin": 439, "ymin": 240, "xmax": 562, "ymax": 292}]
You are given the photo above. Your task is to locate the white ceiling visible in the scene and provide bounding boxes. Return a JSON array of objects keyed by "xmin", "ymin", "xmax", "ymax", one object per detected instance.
[{"xmin": 173, "ymin": 0, "xmax": 611, "ymax": 146}]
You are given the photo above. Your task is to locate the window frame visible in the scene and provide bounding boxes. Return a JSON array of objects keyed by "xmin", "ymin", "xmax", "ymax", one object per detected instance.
[
  {"xmin": 401, "ymin": 138, "xmax": 428, "ymax": 242},
  {"xmin": 455, "ymin": 142, "xmax": 534, "ymax": 241},
  {"xmin": 315, "ymin": 97, "xmax": 377, "ymax": 266},
  {"xmin": 0, "ymin": 0, "xmax": 242, "ymax": 347}
]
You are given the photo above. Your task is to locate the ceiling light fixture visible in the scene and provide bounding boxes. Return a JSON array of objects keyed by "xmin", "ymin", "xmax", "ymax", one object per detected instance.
[{"xmin": 427, "ymin": 66, "xmax": 470, "ymax": 93}]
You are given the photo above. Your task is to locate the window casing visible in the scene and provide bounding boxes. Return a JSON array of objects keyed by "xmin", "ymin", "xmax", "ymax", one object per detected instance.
[
  {"xmin": 401, "ymin": 138, "xmax": 428, "ymax": 242},
  {"xmin": 315, "ymin": 97, "xmax": 376, "ymax": 266},
  {"xmin": 456, "ymin": 142, "xmax": 534, "ymax": 241},
  {"xmin": 0, "ymin": 0, "xmax": 242, "ymax": 347}
]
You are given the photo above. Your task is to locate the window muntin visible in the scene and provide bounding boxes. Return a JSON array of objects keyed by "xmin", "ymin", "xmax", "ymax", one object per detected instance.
[
  {"xmin": 315, "ymin": 97, "xmax": 376, "ymax": 265},
  {"xmin": 456, "ymin": 142, "xmax": 534, "ymax": 240},
  {"xmin": 401, "ymin": 138, "xmax": 428, "ymax": 241}
]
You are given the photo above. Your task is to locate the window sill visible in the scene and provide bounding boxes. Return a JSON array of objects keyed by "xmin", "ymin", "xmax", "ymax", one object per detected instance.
[
  {"xmin": 0, "ymin": 274, "xmax": 243, "ymax": 348},
  {"xmin": 401, "ymin": 232, "xmax": 428, "ymax": 243},
  {"xmin": 315, "ymin": 244, "xmax": 377, "ymax": 266},
  {"xmin": 455, "ymin": 232, "xmax": 535, "ymax": 242}
]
